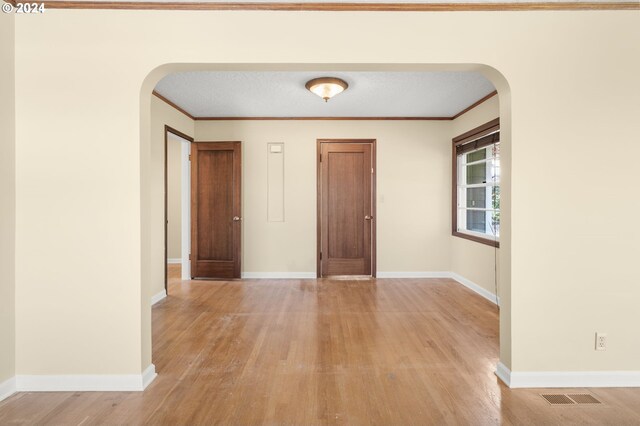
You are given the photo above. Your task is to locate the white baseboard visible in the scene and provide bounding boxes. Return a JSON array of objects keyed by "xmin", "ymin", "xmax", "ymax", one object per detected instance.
[
  {"xmin": 141, "ymin": 364, "xmax": 157, "ymax": 389},
  {"xmin": 496, "ymin": 362, "xmax": 640, "ymax": 388},
  {"xmin": 449, "ymin": 272, "xmax": 499, "ymax": 305},
  {"xmin": 167, "ymin": 258, "xmax": 182, "ymax": 264},
  {"xmin": 239, "ymin": 271, "xmax": 498, "ymax": 305},
  {"xmin": 378, "ymin": 271, "xmax": 498, "ymax": 305},
  {"xmin": 181, "ymin": 260, "xmax": 191, "ymax": 281},
  {"xmin": 0, "ymin": 376, "xmax": 16, "ymax": 402},
  {"xmin": 495, "ymin": 361, "xmax": 511, "ymax": 387},
  {"xmin": 151, "ymin": 289, "xmax": 167, "ymax": 305},
  {"xmin": 377, "ymin": 271, "xmax": 451, "ymax": 278},
  {"xmin": 15, "ymin": 364, "xmax": 157, "ymax": 392},
  {"xmin": 241, "ymin": 272, "xmax": 317, "ymax": 279}
]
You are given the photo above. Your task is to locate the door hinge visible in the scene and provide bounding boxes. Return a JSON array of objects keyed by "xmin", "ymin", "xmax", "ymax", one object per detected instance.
[
  {"xmin": 319, "ymin": 154, "xmax": 322, "ymax": 162},
  {"xmin": 320, "ymin": 251, "xmax": 322, "ymax": 260},
  {"xmin": 371, "ymin": 167, "xmax": 374, "ymax": 174},
  {"xmin": 188, "ymin": 254, "xmax": 191, "ymax": 260},
  {"xmin": 188, "ymin": 155, "xmax": 192, "ymax": 161}
]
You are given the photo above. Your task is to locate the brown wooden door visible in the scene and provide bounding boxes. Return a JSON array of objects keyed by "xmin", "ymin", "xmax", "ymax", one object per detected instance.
[
  {"xmin": 191, "ymin": 142, "xmax": 241, "ymax": 279},
  {"xmin": 318, "ymin": 140, "xmax": 376, "ymax": 277}
]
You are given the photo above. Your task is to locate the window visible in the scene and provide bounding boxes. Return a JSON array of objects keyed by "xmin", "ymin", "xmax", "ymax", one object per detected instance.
[{"xmin": 452, "ymin": 118, "xmax": 500, "ymax": 247}]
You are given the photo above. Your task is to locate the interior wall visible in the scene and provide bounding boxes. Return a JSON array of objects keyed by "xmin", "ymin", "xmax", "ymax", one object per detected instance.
[
  {"xmin": 0, "ymin": 13, "xmax": 16, "ymax": 386},
  {"xmin": 196, "ymin": 120, "xmax": 452, "ymax": 275},
  {"xmin": 12, "ymin": 10, "xmax": 640, "ymax": 379},
  {"xmin": 450, "ymin": 96, "xmax": 501, "ymax": 296},
  {"xmin": 166, "ymin": 133, "xmax": 183, "ymax": 261},
  {"xmin": 149, "ymin": 96, "xmax": 194, "ymax": 299}
]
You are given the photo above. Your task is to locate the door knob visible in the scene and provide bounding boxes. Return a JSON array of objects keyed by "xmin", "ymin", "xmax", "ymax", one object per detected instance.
[
  {"xmin": 365, "ymin": 215, "xmax": 373, "ymax": 220},
  {"xmin": 233, "ymin": 216, "xmax": 242, "ymax": 221}
]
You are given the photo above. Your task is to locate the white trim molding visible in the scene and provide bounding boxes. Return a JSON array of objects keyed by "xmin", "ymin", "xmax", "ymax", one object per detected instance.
[
  {"xmin": 15, "ymin": 364, "xmax": 157, "ymax": 392},
  {"xmin": 449, "ymin": 272, "xmax": 499, "ymax": 305},
  {"xmin": 180, "ymin": 140, "xmax": 192, "ymax": 280},
  {"xmin": 241, "ymin": 272, "xmax": 317, "ymax": 279},
  {"xmin": 378, "ymin": 271, "xmax": 498, "ymax": 305},
  {"xmin": 495, "ymin": 362, "xmax": 512, "ymax": 387},
  {"xmin": 0, "ymin": 376, "xmax": 16, "ymax": 402},
  {"xmin": 142, "ymin": 364, "xmax": 158, "ymax": 389},
  {"xmin": 496, "ymin": 362, "xmax": 640, "ymax": 388},
  {"xmin": 151, "ymin": 290, "xmax": 167, "ymax": 305},
  {"xmin": 239, "ymin": 271, "xmax": 499, "ymax": 306},
  {"xmin": 377, "ymin": 271, "xmax": 450, "ymax": 279}
]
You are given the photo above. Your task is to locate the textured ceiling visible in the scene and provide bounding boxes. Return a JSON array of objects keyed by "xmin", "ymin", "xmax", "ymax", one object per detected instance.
[{"xmin": 154, "ymin": 71, "xmax": 496, "ymax": 118}]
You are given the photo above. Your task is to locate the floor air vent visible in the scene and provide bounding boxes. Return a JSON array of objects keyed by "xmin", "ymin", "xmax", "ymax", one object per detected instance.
[
  {"xmin": 541, "ymin": 394, "xmax": 576, "ymax": 405},
  {"xmin": 567, "ymin": 394, "xmax": 602, "ymax": 404},
  {"xmin": 540, "ymin": 394, "xmax": 602, "ymax": 405}
]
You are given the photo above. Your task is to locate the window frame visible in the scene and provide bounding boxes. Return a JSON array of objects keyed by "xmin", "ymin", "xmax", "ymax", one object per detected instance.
[{"xmin": 452, "ymin": 118, "xmax": 500, "ymax": 248}]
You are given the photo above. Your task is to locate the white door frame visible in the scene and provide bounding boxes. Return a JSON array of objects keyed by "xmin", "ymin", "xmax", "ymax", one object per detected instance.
[
  {"xmin": 165, "ymin": 127, "xmax": 193, "ymax": 286},
  {"xmin": 180, "ymin": 140, "xmax": 191, "ymax": 280}
]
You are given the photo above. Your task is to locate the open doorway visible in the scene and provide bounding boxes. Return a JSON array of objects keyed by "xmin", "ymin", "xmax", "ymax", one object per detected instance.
[
  {"xmin": 143, "ymin": 66, "xmax": 511, "ymax": 399},
  {"xmin": 164, "ymin": 126, "xmax": 193, "ymax": 292}
]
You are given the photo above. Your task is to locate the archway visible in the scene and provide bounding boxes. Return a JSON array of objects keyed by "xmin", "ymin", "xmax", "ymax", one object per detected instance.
[{"xmin": 139, "ymin": 63, "xmax": 512, "ymax": 384}]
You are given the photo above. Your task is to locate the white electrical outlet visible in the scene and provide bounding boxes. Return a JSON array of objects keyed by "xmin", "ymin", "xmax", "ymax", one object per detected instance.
[{"xmin": 595, "ymin": 332, "xmax": 607, "ymax": 351}]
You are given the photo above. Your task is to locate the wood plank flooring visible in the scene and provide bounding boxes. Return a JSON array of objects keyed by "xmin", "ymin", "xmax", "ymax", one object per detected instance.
[{"xmin": 1, "ymin": 265, "xmax": 640, "ymax": 425}]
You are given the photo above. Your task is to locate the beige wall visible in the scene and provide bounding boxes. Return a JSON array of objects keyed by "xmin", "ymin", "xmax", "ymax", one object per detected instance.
[
  {"xmin": 196, "ymin": 120, "xmax": 452, "ymax": 274},
  {"xmin": 166, "ymin": 133, "xmax": 185, "ymax": 261},
  {"xmin": 0, "ymin": 13, "xmax": 16, "ymax": 385},
  {"xmin": 12, "ymin": 10, "xmax": 640, "ymax": 378},
  {"xmin": 450, "ymin": 96, "xmax": 501, "ymax": 296}
]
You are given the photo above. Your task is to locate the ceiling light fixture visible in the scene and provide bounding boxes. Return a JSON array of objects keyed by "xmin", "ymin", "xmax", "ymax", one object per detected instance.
[{"xmin": 305, "ymin": 77, "xmax": 349, "ymax": 102}]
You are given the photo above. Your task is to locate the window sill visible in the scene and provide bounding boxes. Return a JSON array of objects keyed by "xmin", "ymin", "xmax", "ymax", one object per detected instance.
[{"xmin": 452, "ymin": 231, "xmax": 500, "ymax": 248}]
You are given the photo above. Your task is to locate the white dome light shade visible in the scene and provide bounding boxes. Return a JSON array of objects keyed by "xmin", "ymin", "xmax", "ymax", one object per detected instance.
[{"xmin": 305, "ymin": 77, "xmax": 349, "ymax": 102}]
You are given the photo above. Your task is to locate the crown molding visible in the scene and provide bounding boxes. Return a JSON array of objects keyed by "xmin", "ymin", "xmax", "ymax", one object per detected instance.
[
  {"xmin": 152, "ymin": 91, "xmax": 195, "ymax": 120},
  {"xmin": 153, "ymin": 90, "xmax": 497, "ymax": 122},
  {"xmin": 194, "ymin": 116, "xmax": 452, "ymax": 120},
  {"xmin": 9, "ymin": 1, "xmax": 639, "ymax": 11},
  {"xmin": 451, "ymin": 90, "xmax": 497, "ymax": 119}
]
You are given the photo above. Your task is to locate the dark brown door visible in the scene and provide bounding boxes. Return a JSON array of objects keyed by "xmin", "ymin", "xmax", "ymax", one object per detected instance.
[
  {"xmin": 191, "ymin": 142, "xmax": 241, "ymax": 279},
  {"xmin": 318, "ymin": 140, "xmax": 376, "ymax": 277}
]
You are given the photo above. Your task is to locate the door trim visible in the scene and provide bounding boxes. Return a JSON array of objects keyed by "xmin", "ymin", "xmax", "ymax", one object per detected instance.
[
  {"xmin": 316, "ymin": 139, "xmax": 377, "ymax": 278},
  {"xmin": 164, "ymin": 126, "xmax": 194, "ymax": 293}
]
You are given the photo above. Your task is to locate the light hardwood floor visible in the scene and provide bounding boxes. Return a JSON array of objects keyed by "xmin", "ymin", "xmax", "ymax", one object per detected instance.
[{"xmin": 1, "ymin": 265, "xmax": 640, "ymax": 425}]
